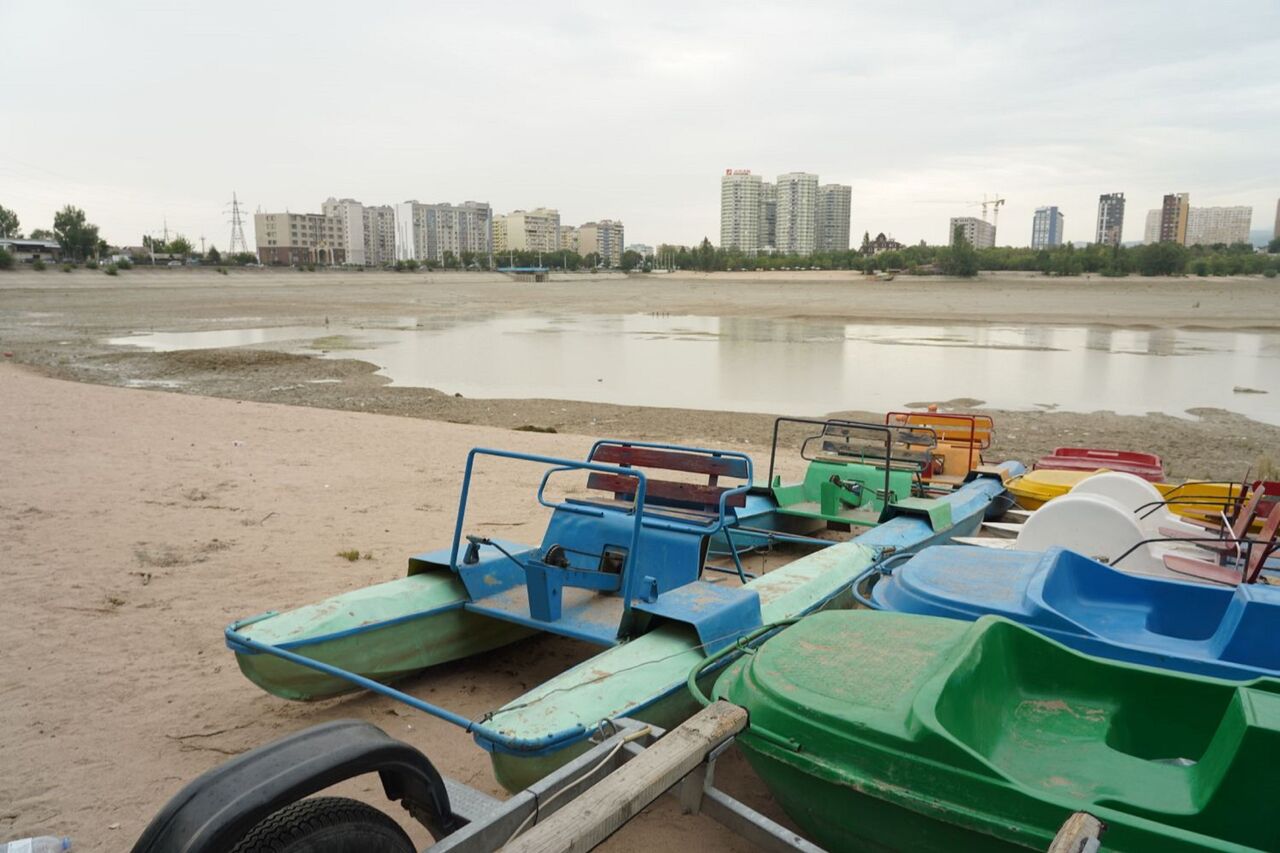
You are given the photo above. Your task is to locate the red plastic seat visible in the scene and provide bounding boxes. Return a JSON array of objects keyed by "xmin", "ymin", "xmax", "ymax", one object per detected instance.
[
  {"xmin": 1158, "ymin": 487, "xmax": 1267, "ymax": 551},
  {"xmin": 1162, "ymin": 503, "xmax": 1280, "ymax": 585}
]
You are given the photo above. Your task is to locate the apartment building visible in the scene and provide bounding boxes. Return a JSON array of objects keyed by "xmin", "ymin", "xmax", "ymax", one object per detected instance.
[
  {"xmin": 393, "ymin": 201, "xmax": 492, "ymax": 262},
  {"xmin": 578, "ymin": 220, "xmax": 625, "ymax": 267},
  {"xmin": 720, "ymin": 169, "xmax": 761, "ymax": 252},
  {"xmin": 948, "ymin": 216, "xmax": 996, "ymax": 249},
  {"xmin": 254, "ymin": 209, "xmax": 345, "ymax": 265},
  {"xmin": 492, "ymin": 216, "xmax": 508, "ymax": 252},
  {"xmin": 816, "ymin": 184, "xmax": 852, "ymax": 253},
  {"xmin": 1185, "ymin": 206, "xmax": 1252, "ymax": 246},
  {"xmin": 625, "ymin": 243, "xmax": 654, "ymax": 258},
  {"xmin": 1159, "ymin": 192, "xmax": 1189, "ymax": 244},
  {"xmin": 1096, "ymin": 193, "xmax": 1125, "ymax": 247},
  {"xmin": 1144, "ymin": 209, "xmax": 1161, "ymax": 244},
  {"xmin": 499, "ymin": 208, "xmax": 561, "ymax": 253},
  {"xmin": 758, "ymin": 181, "xmax": 777, "ymax": 252},
  {"xmin": 776, "ymin": 172, "xmax": 818, "ymax": 255},
  {"xmin": 1030, "ymin": 206, "xmax": 1065, "ymax": 250},
  {"xmin": 321, "ymin": 198, "xmax": 366, "ymax": 266},
  {"xmin": 362, "ymin": 205, "xmax": 396, "ymax": 266},
  {"xmin": 559, "ymin": 225, "xmax": 579, "ymax": 253}
]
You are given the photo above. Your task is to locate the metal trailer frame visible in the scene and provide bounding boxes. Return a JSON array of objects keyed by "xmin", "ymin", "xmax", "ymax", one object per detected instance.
[{"xmin": 429, "ymin": 715, "xmax": 823, "ymax": 853}]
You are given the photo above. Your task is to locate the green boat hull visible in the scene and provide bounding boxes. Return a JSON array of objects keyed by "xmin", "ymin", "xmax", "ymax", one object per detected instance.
[
  {"xmin": 233, "ymin": 573, "xmax": 534, "ymax": 700},
  {"xmin": 715, "ymin": 611, "xmax": 1279, "ymax": 852}
]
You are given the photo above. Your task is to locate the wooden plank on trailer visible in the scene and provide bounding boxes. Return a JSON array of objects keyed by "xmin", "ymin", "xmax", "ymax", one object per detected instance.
[
  {"xmin": 503, "ymin": 701, "xmax": 747, "ymax": 853},
  {"xmin": 1047, "ymin": 811, "xmax": 1105, "ymax": 853}
]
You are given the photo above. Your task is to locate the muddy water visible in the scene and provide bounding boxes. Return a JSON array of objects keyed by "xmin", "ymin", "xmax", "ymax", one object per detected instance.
[{"xmin": 108, "ymin": 314, "xmax": 1280, "ymax": 424}]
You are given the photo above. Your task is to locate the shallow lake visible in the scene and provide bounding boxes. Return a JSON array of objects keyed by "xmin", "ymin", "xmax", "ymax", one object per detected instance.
[{"xmin": 109, "ymin": 314, "xmax": 1280, "ymax": 424}]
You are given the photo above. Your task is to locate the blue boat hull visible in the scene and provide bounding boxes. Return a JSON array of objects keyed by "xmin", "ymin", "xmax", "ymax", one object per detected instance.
[{"xmin": 872, "ymin": 545, "xmax": 1280, "ymax": 680}]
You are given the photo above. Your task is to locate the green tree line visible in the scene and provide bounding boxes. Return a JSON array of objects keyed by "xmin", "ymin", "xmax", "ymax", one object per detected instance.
[{"xmin": 656, "ymin": 233, "xmax": 1280, "ymax": 277}]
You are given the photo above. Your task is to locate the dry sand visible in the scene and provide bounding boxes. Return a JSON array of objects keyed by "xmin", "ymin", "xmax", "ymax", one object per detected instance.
[{"xmin": 0, "ymin": 365, "xmax": 787, "ymax": 851}]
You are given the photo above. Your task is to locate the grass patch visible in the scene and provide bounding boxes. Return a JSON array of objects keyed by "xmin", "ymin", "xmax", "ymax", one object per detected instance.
[
  {"xmin": 337, "ymin": 548, "xmax": 361, "ymax": 561},
  {"xmin": 308, "ymin": 334, "xmax": 366, "ymax": 351},
  {"xmin": 514, "ymin": 424, "xmax": 558, "ymax": 433}
]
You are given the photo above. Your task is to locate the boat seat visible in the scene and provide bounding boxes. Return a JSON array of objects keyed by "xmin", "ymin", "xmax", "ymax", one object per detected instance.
[
  {"xmin": 885, "ymin": 411, "xmax": 992, "ymax": 478},
  {"xmin": 1211, "ymin": 586, "xmax": 1280, "ymax": 667},
  {"xmin": 1164, "ymin": 503, "xmax": 1280, "ymax": 586},
  {"xmin": 934, "ymin": 619, "xmax": 1222, "ymax": 816},
  {"xmin": 584, "ymin": 443, "xmax": 749, "ymax": 520},
  {"xmin": 772, "ymin": 459, "xmax": 913, "ymax": 527}
]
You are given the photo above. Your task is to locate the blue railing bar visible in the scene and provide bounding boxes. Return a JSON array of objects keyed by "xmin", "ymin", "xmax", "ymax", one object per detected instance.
[
  {"xmin": 224, "ymin": 625, "xmax": 588, "ymax": 752},
  {"xmin": 448, "ymin": 449, "xmax": 649, "ymax": 586}
]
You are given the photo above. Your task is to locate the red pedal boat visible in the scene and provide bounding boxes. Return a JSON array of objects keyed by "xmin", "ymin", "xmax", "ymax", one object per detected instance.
[{"xmin": 1034, "ymin": 447, "xmax": 1165, "ymax": 482}]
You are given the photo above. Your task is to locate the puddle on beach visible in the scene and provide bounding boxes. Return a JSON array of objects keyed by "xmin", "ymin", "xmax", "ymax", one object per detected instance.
[{"xmin": 108, "ymin": 314, "xmax": 1280, "ymax": 424}]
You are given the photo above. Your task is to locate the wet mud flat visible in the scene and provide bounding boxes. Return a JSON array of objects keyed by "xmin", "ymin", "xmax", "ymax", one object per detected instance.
[{"xmin": 4, "ymin": 267, "xmax": 1280, "ymax": 479}]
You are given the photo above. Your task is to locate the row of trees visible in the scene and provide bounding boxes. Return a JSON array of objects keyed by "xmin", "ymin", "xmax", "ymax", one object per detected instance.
[
  {"xmin": 654, "ymin": 230, "xmax": 1280, "ymax": 277},
  {"xmin": 377, "ymin": 248, "xmax": 646, "ymax": 273},
  {"xmin": 1, "ymin": 202, "xmax": 104, "ymax": 261}
]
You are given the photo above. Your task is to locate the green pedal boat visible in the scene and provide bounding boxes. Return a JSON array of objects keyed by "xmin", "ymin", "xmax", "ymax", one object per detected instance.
[{"xmin": 710, "ymin": 611, "xmax": 1279, "ymax": 852}]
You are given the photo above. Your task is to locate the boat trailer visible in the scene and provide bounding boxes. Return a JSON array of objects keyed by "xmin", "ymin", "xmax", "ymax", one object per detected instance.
[{"xmin": 133, "ymin": 703, "xmax": 1105, "ymax": 853}]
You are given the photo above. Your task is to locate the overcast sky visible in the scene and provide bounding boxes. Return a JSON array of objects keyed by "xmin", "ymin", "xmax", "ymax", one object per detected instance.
[{"xmin": 2, "ymin": 1, "xmax": 1278, "ymax": 250}]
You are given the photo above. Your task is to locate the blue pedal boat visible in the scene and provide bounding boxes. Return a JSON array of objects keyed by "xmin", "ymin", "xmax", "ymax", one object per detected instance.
[
  {"xmin": 866, "ymin": 545, "xmax": 1280, "ymax": 681},
  {"xmin": 227, "ymin": 435, "xmax": 1022, "ymax": 790}
]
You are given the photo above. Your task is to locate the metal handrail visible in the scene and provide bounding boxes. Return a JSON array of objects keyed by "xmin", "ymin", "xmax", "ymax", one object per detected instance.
[
  {"xmin": 224, "ymin": 621, "xmax": 588, "ymax": 757},
  {"xmin": 768, "ymin": 417, "xmax": 908, "ymax": 512}
]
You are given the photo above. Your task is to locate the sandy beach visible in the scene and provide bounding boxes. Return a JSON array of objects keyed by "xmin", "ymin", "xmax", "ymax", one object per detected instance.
[
  {"xmin": 0, "ymin": 365, "xmax": 791, "ymax": 851},
  {"xmin": 2, "ymin": 268, "xmax": 1280, "ymax": 849}
]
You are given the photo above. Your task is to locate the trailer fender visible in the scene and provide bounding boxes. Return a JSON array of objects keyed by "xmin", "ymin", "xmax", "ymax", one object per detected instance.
[{"xmin": 132, "ymin": 719, "xmax": 460, "ymax": 853}]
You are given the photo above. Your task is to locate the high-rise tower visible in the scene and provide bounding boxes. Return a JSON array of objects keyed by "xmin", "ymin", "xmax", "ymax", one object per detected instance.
[
  {"xmin": 776, "ymin": 172, "xmax": 818, "ymax": 255},
  {"xmin": 1096, "ymin": 193, "xmax": 1125, "ymax": 247},
  {"xmin": 720, "ymin": 170, "xmax": 762, "ymax": 252}
]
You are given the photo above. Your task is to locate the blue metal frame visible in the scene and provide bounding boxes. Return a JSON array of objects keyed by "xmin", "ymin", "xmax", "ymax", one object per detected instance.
[{"xmin": 447, "ymin": 448, "xmax": 651, "ymax": 612}]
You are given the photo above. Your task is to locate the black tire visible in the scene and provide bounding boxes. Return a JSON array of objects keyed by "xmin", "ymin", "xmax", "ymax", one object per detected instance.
[{"xmin": 229, "ymin": 795, "xmax": 415, "ymax": 853}]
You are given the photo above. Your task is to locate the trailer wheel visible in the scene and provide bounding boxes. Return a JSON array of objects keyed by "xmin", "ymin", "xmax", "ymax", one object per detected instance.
[{"xmin": 229, "ymin": 796, "xmax": 415, "ymax": 853}]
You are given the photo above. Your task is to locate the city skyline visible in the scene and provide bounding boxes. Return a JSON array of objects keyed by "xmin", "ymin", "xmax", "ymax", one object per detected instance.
[{"xmin": 1, "ymin": 2, "xmax": 1278, "ymax": 250}]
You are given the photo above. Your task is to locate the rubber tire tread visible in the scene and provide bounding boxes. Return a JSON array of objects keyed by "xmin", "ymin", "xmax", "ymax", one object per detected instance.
[{"xmin": 229, "ymin": 795, "xmax": 415, "ymax": 853}]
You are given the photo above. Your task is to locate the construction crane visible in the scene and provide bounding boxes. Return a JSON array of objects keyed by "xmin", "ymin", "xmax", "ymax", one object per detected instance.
[{"xmin": 970, "ymin": 194, "xmax": 1007, "ymax": 232}]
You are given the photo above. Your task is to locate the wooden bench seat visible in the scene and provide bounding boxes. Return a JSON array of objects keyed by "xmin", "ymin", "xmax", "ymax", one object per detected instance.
[{"xmin": 585, "ymin": 443, "xmax": 750, "ymax": 518}]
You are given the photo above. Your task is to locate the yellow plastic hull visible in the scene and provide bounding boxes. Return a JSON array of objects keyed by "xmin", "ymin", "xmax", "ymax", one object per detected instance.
[{"xmin": 1008, "ymin": 469, "xmax": 1243, "ymax": 519}]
